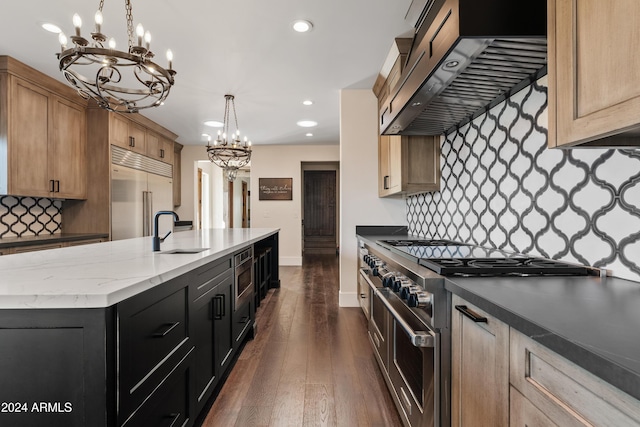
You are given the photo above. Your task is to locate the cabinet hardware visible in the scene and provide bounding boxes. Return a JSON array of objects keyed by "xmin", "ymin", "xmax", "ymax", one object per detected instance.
[
  {"xmin": 55, "ymin": 180, "xmax": 60, "ymax": 193},
  {"xmin": 214, "ymin": 294, "xmax": 225, "ymax": 319},
  {"xmin": 129, "ymin": 136, "xmax": 135, "ymax": 147},
  {"xmin": 151, "ymin": 321, "xmax": 180, "ymax": 337},
  {"xmin": 384, "ymin": 175, "xmax": 390, "ymax": 189},
  {"xmin": 49, "ymin": 180, "xmax": 55, "ymax": 193},
  {"xmin": 455, "ymin": 305, "xmax": 488, "ymax": 323},
  {"xmin": 160, "ymin": 149, "xmax": 165, "ymax": 158}
]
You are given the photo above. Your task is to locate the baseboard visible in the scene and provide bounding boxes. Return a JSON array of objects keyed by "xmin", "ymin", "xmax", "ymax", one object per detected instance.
[
  {"xmin": 339, "ymin": 291, "xmax": 359, "ymax": 307},
  {"xmin": 279, "ymin": 256, "xmax": 302, "ymax": 266}
]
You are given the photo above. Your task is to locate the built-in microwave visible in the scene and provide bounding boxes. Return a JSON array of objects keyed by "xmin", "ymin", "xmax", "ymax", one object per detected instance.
[{"xmin": 234, "ymin": 247, "xmax": 253, "ymax": 310}]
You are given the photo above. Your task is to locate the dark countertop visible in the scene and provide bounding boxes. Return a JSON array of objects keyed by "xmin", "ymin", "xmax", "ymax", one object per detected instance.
[
  {"xmin": 356, "ymin": 232, "xmax": 640, "ymax": 402},
  {"xmin": 0, "ymin": 233, "xmax": 109, "ymax": 249}
]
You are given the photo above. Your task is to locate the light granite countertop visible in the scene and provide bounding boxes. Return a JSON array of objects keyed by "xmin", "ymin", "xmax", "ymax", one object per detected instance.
[{"xmin": 0, "ymin": 228, "xmax": 278, "ymax": 309}]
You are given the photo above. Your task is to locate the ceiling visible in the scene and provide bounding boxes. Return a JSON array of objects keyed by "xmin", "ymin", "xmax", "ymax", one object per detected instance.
[{"xmin": 0, "ymin": 0, "xmax": 415, "ymax": 147}]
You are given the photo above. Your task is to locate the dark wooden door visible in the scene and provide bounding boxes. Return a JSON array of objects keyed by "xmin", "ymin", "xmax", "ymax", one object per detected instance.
[{"xmin": 303, "ymin": 170, "xmax": 336, "ymax": 253}]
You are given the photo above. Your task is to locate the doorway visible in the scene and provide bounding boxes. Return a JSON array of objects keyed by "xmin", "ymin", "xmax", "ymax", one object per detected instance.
[{"xmin": 302, "ymin": 167, "xmax": 339, "ymax": 254}]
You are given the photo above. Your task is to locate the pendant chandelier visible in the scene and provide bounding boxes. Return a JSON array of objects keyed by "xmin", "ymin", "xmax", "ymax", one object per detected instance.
[
  {"xmin": 56, "ymin": 0, "xmax": 176, "ymax": 113},
  {"xmin": 206, "ymin": 95, "xmax": 252, "ymax": 182}
]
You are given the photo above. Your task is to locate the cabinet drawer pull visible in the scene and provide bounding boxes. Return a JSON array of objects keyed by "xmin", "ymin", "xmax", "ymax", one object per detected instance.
[
  {"xmin": 49, "ymin": 179, "xmax": 55, "ymax": 192},
  {"xmin": 55, "ymin": 180, "xmax": 60, "ymax": 193},
  {"xmin": 164, "ymin": 412, "xmax": 181, "ymax": 427},
  {"xmin": 152, "ymin": 321, "xmax": 180, "ymax": 337},
  {"xmin": 455, "ymin": 305, "xmax": 487, "ymax": 323}
]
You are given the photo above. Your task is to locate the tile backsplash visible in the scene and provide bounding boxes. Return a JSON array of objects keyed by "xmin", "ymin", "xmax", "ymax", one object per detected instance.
[
  {"xmin": 407, "ymin": 75, "xmax": 640, "ymax": 282},
  {"xmin": 0, "ymin": 196, "xmax": 62, "ymax": 238}
]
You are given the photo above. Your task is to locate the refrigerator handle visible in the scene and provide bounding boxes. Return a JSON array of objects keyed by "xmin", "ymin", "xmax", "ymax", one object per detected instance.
[{"xmin": 143, "ymin": 191, "xmax": 152, "ymax": 237}]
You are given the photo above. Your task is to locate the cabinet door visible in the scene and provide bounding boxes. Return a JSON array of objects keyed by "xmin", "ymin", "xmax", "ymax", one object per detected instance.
[
  {"xmin": 192, "ymin": 286, "xmax": 218, "ymax": 410},
  {"xmin": 128, "ymin": 122, "xmax": 147, "ymax": 155},
  {"xmin": 50, "ymin": 96, "xmax": 86, "ymax": 199},
  {"xmin": 146, "ymin": 131, "xmax": 162, "ymax": 160},
  {"xmin": 9, "ymin": 77, "xmax": 50, "ymax": 197},
  {"xmin": 109, "ymin": 113, "xmax": 130, "ymax": 149},
  {"xmin": 510, "ymin": 386, "xmax": 557, "ymax": 427},
  {"xmin": 451, "ymin": 295, "xmax": 509, "ymax": 427},
  {"xmin": 214, "ymin": 278, "xmax": 234, "ymax": 377},
  {"xmin": 161, "ymin": 137, "xmax": 174, "ymax": 164},
  {"xmin": 549, "ymin": 0, "xmax": 640, "ymax": 147},
  {"xmin": 378, "ymin": 135, "xmax": 400, "ymax": 196}
]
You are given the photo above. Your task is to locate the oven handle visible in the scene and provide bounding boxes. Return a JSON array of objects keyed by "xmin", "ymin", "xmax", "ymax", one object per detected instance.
[{"xmin": 361, "ymin": 269, "xmax": 435, "ymax": 348}]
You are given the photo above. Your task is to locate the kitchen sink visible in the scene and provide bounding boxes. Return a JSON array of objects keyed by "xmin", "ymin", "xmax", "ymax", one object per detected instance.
[{"xmin": 160, "ymin": 248, "xmax": 210, "ymax": 254}]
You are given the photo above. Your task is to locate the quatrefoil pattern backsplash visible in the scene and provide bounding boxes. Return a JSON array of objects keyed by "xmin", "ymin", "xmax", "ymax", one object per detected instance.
[
  {"xmin": 406, "ymin": 75, "xmax": 640, "ymax": 282},
  {"xmin": 0, "ymin": 196, "xmax": 62, "ymax": 238}
]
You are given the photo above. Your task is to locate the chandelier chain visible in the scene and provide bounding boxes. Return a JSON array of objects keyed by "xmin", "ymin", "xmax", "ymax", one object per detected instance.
[
  {"xmin": 125, "ymin": 0, "xmax": 134, "ymax": 50},
  {"xmin": 231, "ymin": 97, "xmax": 239, "ymax": 135}
]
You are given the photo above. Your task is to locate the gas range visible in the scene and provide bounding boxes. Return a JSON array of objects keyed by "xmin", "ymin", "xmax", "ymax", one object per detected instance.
[{"xmin": 378, "ymin": 238, "xmax": 599, "ymax": 277}]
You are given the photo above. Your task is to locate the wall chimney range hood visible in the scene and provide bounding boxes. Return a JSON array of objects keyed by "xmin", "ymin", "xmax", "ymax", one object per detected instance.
[{"xmin": 380, "ymin": 0, "xmax": 547, "ymax": 136}]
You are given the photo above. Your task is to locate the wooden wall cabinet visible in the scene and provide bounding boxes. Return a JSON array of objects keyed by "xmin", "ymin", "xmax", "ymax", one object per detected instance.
[
  {"xmin": 451, "ymin": 295, "xmax": 509, "ymax": 427},
  {"xmin": 111, "ymin": 114, "xmax": 147, "ymax": 155},
  {"xmin": 0, "ymin": 57, "xmax": 87, "ymax": 199},
  {"xmin": 548, "ymin": 0, "xmax": 640, "ymax": 147},
  {"xmin": 378, "ymin": 134, "xmax": 440, "ymax": 197},
  {"xmin": 147, "ymin": 132, "xmax": 174, "ymax": 164}
]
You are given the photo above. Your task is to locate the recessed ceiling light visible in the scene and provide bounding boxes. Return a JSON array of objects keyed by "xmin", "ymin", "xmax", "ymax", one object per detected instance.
[
  {"xmin": 41, "ymin": 22, "xmax": 61, "ymax": 33},
  {"xmin": 297, "ymin": 120, "xmax": 317, "ymax": 128},
  {"xmin": 306, "ymin": 133, "xmax": 313, "ymax": 137},
  {"xmin": 204, "ymin": 120, "xmax": 224, "ymax": 128},
  {"xmin": 302, "ymin": 100, "xmax": 313, "ymax": 106},
  {"xmin": 292, "ymin": 20, "xmax": 313, "ymax": 33}
]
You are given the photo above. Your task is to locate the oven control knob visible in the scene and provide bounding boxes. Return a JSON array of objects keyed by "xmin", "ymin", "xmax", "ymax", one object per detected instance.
[
  {"xmin": 391, "ymin": 277, "xmax": 404, "ymax": 292},
  {"xmin": 363, "ymin": 254, "xmax": 370, "ymax": 264},
  {"xmin": 396, "ymin": 279, "xmax": 413, "ymax": 295},
  {"xmin": 408, "ymin": 292, "xmax": 432, "ymax": 310},
  {"xmin": 372, "ymin": 260, "xmax": 384, "ymax": 276},
  {"xmin": 381, "ymin": 272, "xmax": 395, "ymax": 288},
  {"xmin": 401, "ymin": 285, "xmax": 422, "ymax": 300}
]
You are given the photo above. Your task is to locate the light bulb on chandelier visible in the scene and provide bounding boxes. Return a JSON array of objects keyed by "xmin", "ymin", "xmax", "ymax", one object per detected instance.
[
  {"xmin": 55, "ymin": 0, "xmax": 176, "ymax": 113},
  {"xmin": 206, "ymin": 95, "xmax": 252, "ymax": 181}
]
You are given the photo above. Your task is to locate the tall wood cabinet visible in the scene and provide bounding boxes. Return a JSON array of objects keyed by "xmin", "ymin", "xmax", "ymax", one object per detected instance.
[
  {"xmin": 63, "ymin": 106, "xmax": 178, "ymax": 236},
  {"xmin": 451, "ymin": 295, "xmax": 510, "ymax": 427},
  {"xmin": 548, "ymin": 0, "xmax": 640, "ymax": 147},
  {"xmin": 378, "ymin": 134, "xmax": 440, "ymax": 197},
  {"xmin": 0, "ymin": 56, "xmax": 87, "ymax": 199}
]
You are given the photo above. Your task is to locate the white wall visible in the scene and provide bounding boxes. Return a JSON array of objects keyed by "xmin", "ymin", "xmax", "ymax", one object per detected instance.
[
  {"xmin": 176, "ymin": 146, "xmax": 224, "ymax": 229},
  {"xmin": 250, "ymin": 145, "xmax": 340, "ymax": 265},
  {"xmin": 339, "ymin": 89, "xmax": 406, "ymax": 307}
]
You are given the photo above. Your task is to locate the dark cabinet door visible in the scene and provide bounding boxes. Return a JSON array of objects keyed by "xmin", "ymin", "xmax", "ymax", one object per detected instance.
[
  {"xmin": 193, "ymin": 286, "xmax": 217, "ymax": 409},
  {"xmin": 214, "ymin": 278, "xmax": 234, "ymax": 377}
]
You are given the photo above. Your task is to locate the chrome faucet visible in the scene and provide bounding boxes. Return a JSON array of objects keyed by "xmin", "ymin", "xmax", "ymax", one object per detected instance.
[{"xmin": 153, "ymin": 211, "xmax": 179, "ymax": 252}]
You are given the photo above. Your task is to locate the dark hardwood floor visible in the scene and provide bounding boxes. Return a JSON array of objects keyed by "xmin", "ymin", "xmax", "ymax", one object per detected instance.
[{"xmin": 201, "ymin": 254, "xmax": 402, "ymax": 426}]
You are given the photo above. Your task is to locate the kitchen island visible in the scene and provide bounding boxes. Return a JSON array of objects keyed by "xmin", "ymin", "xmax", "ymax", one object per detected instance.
[{"xmin": 0, "ymin": 228, "xmax": 279, "ymax": 427}]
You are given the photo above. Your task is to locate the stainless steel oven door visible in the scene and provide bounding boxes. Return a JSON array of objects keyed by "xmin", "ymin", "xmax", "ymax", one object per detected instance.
[{"xmin": 380, "ymin": 290, "xmax": 439, "ymax": 427}]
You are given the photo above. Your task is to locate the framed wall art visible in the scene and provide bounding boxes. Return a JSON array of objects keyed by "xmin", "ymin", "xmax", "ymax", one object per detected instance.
[{"xmin": 258, "ymin": 178, "xmax": 293, "ymax": 200}]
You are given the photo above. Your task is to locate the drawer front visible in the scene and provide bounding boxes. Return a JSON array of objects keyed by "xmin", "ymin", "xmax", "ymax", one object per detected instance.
[
  {"xmin": 232, "ymin": 298, "xmax": 253, "ymax": 346},
  {"xmin": 191, "ymin": 256, "xmax": 232, "ymax": 301},
  {"xmin": 118, "ymin": 285, "xmax": 190, "ymax": 419},
  {"xmin": 122, "ymin": 349, "xmax": 193, "ymax": 427},
  {"xmin": 510, "ymin": 329, "xmax": 640, "ymax": 427}
]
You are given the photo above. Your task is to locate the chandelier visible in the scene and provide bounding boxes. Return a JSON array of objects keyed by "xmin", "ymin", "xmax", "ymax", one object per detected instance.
[
  {"xmin": 56, "ymin": 0, "xmax": 176, "ymax": 113},
  {"xmin": 206, "ymin": 95, "xmax": 252, "ymax": 182}
]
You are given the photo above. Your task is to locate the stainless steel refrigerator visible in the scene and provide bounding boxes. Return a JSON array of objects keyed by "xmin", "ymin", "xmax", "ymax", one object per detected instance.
[{"xmin": 111, "ymin": 146, "xmax": 174, "ymax": 241}]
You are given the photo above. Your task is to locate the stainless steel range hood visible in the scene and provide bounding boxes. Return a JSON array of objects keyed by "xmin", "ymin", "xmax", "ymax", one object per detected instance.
[{"xmin": 380, "ymin": 0, "xmax": 547, "ymax": 136}]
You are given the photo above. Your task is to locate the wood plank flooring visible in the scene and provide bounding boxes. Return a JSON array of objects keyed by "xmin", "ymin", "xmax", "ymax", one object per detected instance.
[{"xmin": 200, "ymin": 254, "xmax": 402, "ymax": 427}]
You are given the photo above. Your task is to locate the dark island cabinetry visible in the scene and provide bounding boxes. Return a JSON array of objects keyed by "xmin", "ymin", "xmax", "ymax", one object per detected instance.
[{"xmin": 0, "ymin": 231, "xmax": 280, "ymax": 427}]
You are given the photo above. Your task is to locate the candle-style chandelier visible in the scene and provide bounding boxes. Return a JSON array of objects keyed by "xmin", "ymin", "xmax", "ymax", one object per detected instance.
[
  {"xmin": 56, "ymin": 0, "xmax": 176, "ymax": 113},
  {"xmin": 206, "ymin": 95, "xmax": 252, "ymax": 182}
]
